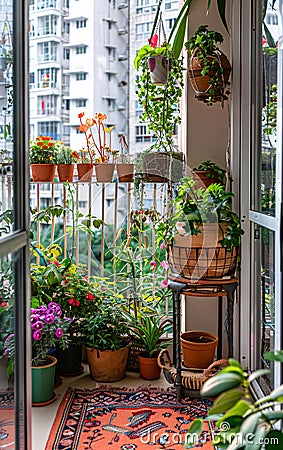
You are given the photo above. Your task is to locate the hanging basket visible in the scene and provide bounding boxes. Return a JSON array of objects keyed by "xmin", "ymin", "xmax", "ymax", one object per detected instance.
[
  {"xmin": 168, "ymin": 223, "xmax": 239, "ymax": 280},
  {"xmin": 188, "ymin": 49, "xmax": 231, "ymax": 104},
  {"xmin": 148, "ymin": 55, "xmax": 170, "ymax": 85}
]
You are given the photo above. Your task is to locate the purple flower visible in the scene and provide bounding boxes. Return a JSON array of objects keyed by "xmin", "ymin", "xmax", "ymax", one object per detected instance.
[
  {"xmin": 160, "ymin": 241, "xmax": 165, "ymax": 250},
  {"xmin": 48, "ymin": 302, "xmax": 62, "ymax": 317},
  {"xmin": 31, "ymin": 320, "xmax": 44, "ymax": 331},
  {"xmin": 55, "ymin": 328, "xmax": 63, "ymax": 338},
  {"xmin": 33, "ymin": 330, "xmax": 42, "ymax": 341},
  {"xmin": 30, "ymin": 314, "xmax": 39, "ymax": 326},
  {"xmin": 45, "ymin": 313, "xmax": 55, "ymax": 324}
]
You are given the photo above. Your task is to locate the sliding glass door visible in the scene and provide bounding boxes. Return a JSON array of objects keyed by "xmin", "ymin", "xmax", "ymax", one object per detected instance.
[{"xmin": 249, "ymin": 0, "xmax": 283, "ymax": 392}]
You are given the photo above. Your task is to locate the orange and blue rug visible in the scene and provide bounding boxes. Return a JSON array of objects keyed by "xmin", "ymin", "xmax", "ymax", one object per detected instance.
[
  {"xmin": 0, "ymin": 391, "xmax": 14, "ymax": 448},
  {"xmin": 45, "ymin": 386, "xmax": 214, "ymax": 449}
]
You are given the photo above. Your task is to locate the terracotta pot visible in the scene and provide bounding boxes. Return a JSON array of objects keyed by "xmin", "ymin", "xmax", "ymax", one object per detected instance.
[
  {"xmin": 116, "ymin": 163, "xmax": 135, "ymax": 182},
  {"xmin": 148, "ymin": 55, "xmax": 169, "ymax": 85},
  {"xmin": 30, "ymin": 164, "xmax": 56, "ymax": 182},
  {"xmin": 77, "ymin": 163, "xmax": 93, "ymax": 182},
  {"xmin": 57, "ymin": 164, "xmax": 74, "ymax": 182},
  {"xmin": 188, "ymin": 50, "xmax": 231, "ymax": 103},
  {"xmin": 168, "ymin": 223, "xmax": 239, "ymax": 279},
  {"xmin": 138, "ymin": 353, "xmax": 161, "ymax": 380},
  {"xmin": 192, "ymin": 170, "xmax": 225, "ymax": 189},
  {"xmin": 32, "ymin": 355, "xmax": 57, "ymax": 405},
  {"xmin": 86, "ymin": 345, "xmax": 129, "ymax": 382},
  {"xmin": 180, "ymin": 331, "xmax": 218, "ymax": 369},
  {"xmin": 95, "ymin": 163, "xmax": 115, "ymax": 182}
]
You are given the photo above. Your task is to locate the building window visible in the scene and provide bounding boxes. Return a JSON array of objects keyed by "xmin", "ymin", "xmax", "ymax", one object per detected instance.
[
  {"xmin": 29, "ymin": 72, "xmax": 35, "ymax": 86},
  {"xmin": 75, "ymin": 99, "xmax": 87, "ymax": 107},
  {"xmin": 38, "ymin": 122, "xmax": 59, "ymax": 139},
  {"xmin": 37, "ymin": 95, "xmax": 58, "ymax": 115},
  {"xmin": 78, "ymin": 201, "xmax": 87, "ymax": 208},
  {"xmin": 136, "ymin": 0, "xmax": 158, "ymax": 14},
  {"xmin": 164, "ymin": 0, "xmax": 178, "ymax": 11},
  {"xmin": 37, "ymin": 0, "xmax": 58, "ymax": 8},
  {"xmin": 106, "ymin": 99, "xmax": 115, "ymax": 111},
  {"xmin": 266, "ymin": 13, "xmax": 278, "ymax": 26},
  {"xmin": 64, "ymin": 48, "xmax": 70, "ymax": 60},
  {"xmin": 136, "ymin": 21, "xmax": 153, "ymax": 40},
  {"xmin": 76, "ymin": 19, "xmax": 86, "ymax": 28},
  {"xmin": 63, "ymin": 21, "xmax": 70, "ymax": 35},
  {"xmin": 76, "ymin": 46, "xmax": 87, "ymax": 54},
  {"xmin": 38, "ymin": 41, "xmax": 59, "ymax": 62},
  {"xmin": 135, "ymin": 125, "xmax": 155, "ymax": 142},
  {"xmin": 37, "ymin": 15, "xmax": 58, "ymax": 36},
  {"xmin": 38, "ymin": 68, "xmax": 59, "ymax": 88},
  {"xmin": 165, "ymin": 18, "xmax": 176, "ymax": 31},
  {"xmin": 135, "ymin": 101, "xmax": 143, "ymax": 116},
  {"xmin": 76, "ymin": 73, "xmax": 87, "ymax": 81}
]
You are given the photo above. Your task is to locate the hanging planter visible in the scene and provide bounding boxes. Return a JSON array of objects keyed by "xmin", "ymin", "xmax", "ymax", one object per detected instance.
[
  {"xmin": 185, "ymin": 26, "xmax": 231, "ymax": 106},
  {"xmin": 148, "ymin": 54, "xmax": 169, "ymax": 85}
]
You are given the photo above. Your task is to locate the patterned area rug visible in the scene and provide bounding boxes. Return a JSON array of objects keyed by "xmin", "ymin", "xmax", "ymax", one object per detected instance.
[
  {"xmin": 0, "ymin": 391, "xmax": 15, "ymax": 448},
  {"xmin": 45, "ymin": 386, "xmax": 213, "ymax": 449}
]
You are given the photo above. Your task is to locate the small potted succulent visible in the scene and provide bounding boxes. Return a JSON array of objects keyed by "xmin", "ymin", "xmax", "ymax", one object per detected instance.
[
  {"xmin": 56, "ymin": 145, "xmax": 80, "ymax": 182},
  {"xmin": 126, "ymin": 311, "xmax": 172, "ymax": 380},
  {"xmin": 115, "ymin": 134, "xmax": 134, "ymax": 182},
  {"xmin": 30, "ymin": 135, "xmax": 60, "ymax": 182}
]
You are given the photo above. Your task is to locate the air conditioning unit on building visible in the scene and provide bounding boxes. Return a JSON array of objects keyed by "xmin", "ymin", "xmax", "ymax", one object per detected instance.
[
  {"xmin": 118, "ymin": 55, "xmax": 128, "ymax": 61},
  {"xmin": 118, "ymin": 29, "xmax": 128, "ymax": 35},
  {"xmin": 118, "ymin": 3, "xmax": 128, "ymax": 9}
]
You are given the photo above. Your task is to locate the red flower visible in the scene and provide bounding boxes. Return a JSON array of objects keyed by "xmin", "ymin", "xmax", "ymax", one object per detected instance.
[
  {"xmin": 68, "ymin": 298, "xmax": 81, "ymax": 307},
  {"xmin": 148, "ymin": 34, "xmax": 158, "ymax": 48},
  {"xmin": 86, "ymin": 292, "xmax": 95, "ymax": 301}
]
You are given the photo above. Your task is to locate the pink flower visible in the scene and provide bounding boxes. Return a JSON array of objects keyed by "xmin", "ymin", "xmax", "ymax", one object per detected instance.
[
  {"xmin": 161, "ymin": 280, "xmax": 168, "ymax": 288},
  {"xmin": 161, "ymin": 260, "xmax": 169, "ymax": 270},
  {"xmin": 150, "ymin": 261, "xmax": 157, "ymax": 271},
  {"xmin": 33, "ymin": 330, "xmax": 42, "ymax": 341},
  {"xmin": 55, "ymin": 328, "xmax": 63, "ymax": 338},
  {"xmin": 160, "ymin": 240, "xmax": 165, "ymax": 250},
  {"xmin": 148, "ymin": 34, "xmax": 158, "ymax": 48}
]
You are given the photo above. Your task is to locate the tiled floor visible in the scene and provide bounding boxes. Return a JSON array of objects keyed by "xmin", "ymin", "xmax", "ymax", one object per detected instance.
[{"xmin": 32, "ymin": 362, "xmax": 172, "ymax": 450}]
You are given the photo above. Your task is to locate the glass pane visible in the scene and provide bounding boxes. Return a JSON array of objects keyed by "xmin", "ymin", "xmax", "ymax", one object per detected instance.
[
  {"xmin": 259, "ymin": 227, "xmax": 275, "ymax": 392},
  {"xmin": 253, "ymin": 0, "xmax": 281, "ymax": 216},
  {"xmin": 0, "ymin": 5, "xmax": 14, "ymax": 238},
  {"xmin": 0, "ymin": 252, "xmax": 15, "ymax": 447}
]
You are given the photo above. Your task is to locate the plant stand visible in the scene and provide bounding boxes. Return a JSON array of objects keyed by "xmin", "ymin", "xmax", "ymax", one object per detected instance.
[{"xmin": 168, "ymin": 275, "xmax": 238, "ymax": 400}]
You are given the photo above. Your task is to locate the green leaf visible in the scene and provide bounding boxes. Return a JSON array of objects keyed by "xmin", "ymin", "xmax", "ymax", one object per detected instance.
[
  {"xmin": 216, "ymin": 400, "xmax": 252, "ymax": 426},
  {"xmin": 168, "ymin": 0, "xmax": 192, "ymax": 44},
  {"xmin": 216, "ymin": 0, "xmax": 229, "ymax": 33},
  {"xmin": 172, "ymin": 11, "xmax": 188, "ymax": 59},
  {"xmin": 263, "ymin": 411, "xmax": 283, "ymax": 421},
  {"xmin": 263, "ymin": 22, "xmax": 276, "ymax": 48},
  {"xmin": 248, "ymin": 368, "xmax": 270, "ymax": 382},
  {"xmin": 201, "ymin": 372, "xmax": 243, "ymax": 398},
  {"xmin": 245, "ymin": 422, "xmax": 270, "ymax": 450},
  {"xmin": 209, "ymin": 389, "xmax": 244, "ymax": 414},
  {"xmin": 185, "ymin": 419, "xmax": 204, "ymax": 447}
]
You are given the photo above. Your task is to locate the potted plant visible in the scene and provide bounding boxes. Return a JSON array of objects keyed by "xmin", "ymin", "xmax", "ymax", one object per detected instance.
[
  {"xmin": 30, "ymin": 135, "xmax": 60, "ymax": 182},
  {"xmin": 79, "ymin": 283, "xmax": 130, "ymax": 382},
  {"xmin": 186, "ymin": 354, "xmax": 283, "ymax": 449},
  {"xmin": 192, "ymin": 160, "xmax": 226, "ymax": 188},
  {"xmin": 185, "ymin": 25, "xmax": 231, "ymax": 106},
  {"xmin": 180, "ymin": 330, "xmax": 218, "ymax": 369},
  {"xmin": 157, "ymin": 178, "xmax": 244, "ymax": 280},
  {"xmin": 115, "ymin": 134, "xmax": 134, "ymax": 182},
  {"xmin": 56, "ymin": 145, "xmax": 80, "ymax": 183},
  {"xmin": 126, "ymin": 312, "xmax": 172, "ymax": 380},
  {"xmin": 4, "ymin": 302, "xmax": 72, "ymax": 405},
  {"xmin": 77, "ymin": 112, "xmax": 116, "ymax": 182},
  {"xmin": 30, "ymin": 244, "xmax": 103, "ymax": 376}
]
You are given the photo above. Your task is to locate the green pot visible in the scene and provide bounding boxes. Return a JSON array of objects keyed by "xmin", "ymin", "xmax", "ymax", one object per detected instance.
[
  {"xmin": 32, "ymin": 355, "xmax": 57, "ymax": 405},
  {"xmin": 56, "ymin": 344, "xmax": 83, "ymax": 376}
]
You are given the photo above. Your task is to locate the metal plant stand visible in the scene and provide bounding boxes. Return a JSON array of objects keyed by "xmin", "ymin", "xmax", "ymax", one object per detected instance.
[{"xmin": 168, "ymin": 275, "xmax": 238, "ymax": 401}]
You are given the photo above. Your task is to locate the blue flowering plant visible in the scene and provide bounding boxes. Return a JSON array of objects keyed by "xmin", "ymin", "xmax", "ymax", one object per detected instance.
[{"xmin": 4, "ymin": 301, "xmax": 72, "ymax": 371}]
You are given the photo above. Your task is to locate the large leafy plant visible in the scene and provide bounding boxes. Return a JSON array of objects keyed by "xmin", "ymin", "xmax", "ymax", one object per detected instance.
[
  {"xmin": 157, "ymin": 177, "xmax": 244, "ymax": 250},
  {"xmin": 185, "ymin": 357, "xmax": 283, "ymax": 449}
]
